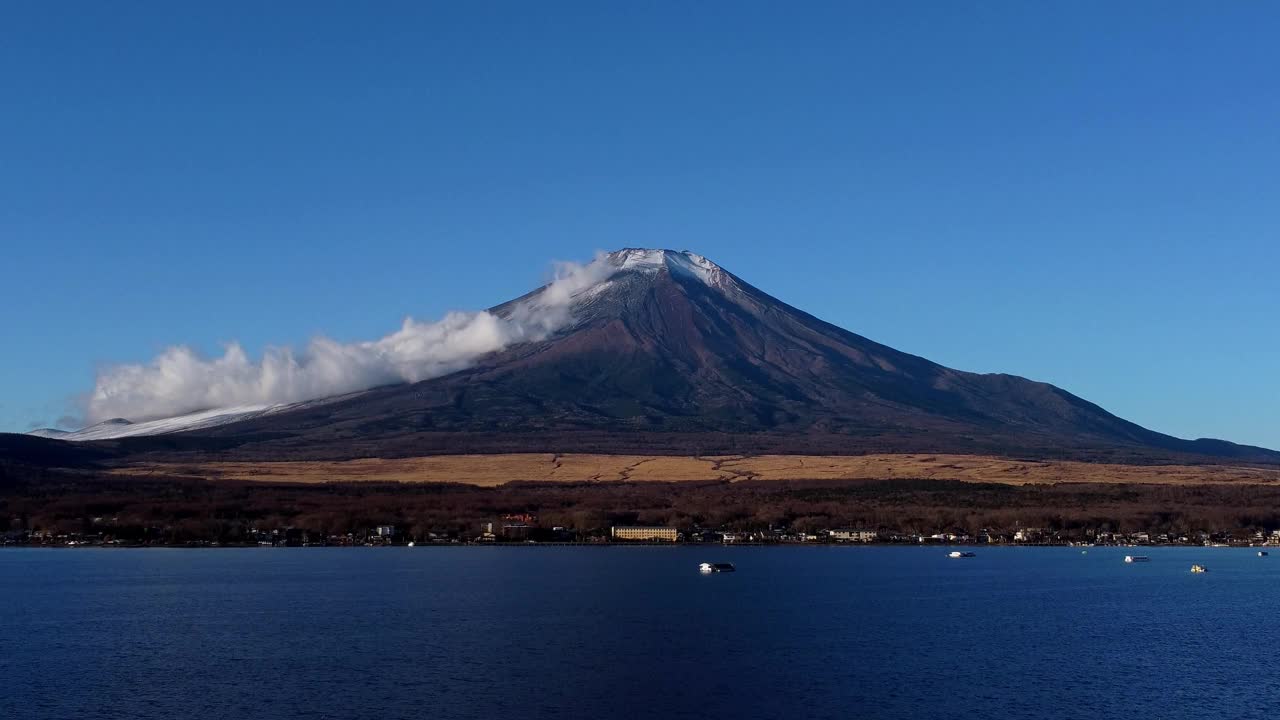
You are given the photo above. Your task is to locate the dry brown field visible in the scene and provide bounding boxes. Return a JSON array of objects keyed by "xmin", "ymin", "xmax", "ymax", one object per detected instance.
[{"xmin": 111, "ymin": 453, "xmax": 1280, "ymax": 487}]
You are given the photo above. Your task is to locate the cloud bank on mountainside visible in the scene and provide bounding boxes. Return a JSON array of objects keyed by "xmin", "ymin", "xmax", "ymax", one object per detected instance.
[{"xmin": 85, "ymin": 255, "xmax": 615, "ymax": 424}]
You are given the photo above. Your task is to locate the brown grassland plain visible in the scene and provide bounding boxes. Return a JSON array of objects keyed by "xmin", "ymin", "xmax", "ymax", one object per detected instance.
[{"xmin": 111, "ymin": 453, "xmax": 1280, "ymax": 487}]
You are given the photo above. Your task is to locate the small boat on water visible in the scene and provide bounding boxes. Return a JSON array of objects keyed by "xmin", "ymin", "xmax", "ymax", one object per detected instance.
[
  {"xmin": 1191, "ymin": 564, "xmax": 1208, "ymax": 573},
  {"xmin": 948, "ymin": 551, "xmax": 976, "ymax": 558},
  {"xmin": 1124, "ymin": 555, "xmax": 1151, "ymax": 563},
  {"xmin": 1259, "ymin": 551, "xmax": 1269, "ymax": 557},
  {"xmin": 699, "ymin": 562, "xmax": 736, "ymax": 573}
]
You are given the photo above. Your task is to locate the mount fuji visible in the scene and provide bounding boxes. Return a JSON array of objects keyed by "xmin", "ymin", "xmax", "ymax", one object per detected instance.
[{"xmin": 27, "ymin": 247, "xmax": 1268, "ymax": 465}]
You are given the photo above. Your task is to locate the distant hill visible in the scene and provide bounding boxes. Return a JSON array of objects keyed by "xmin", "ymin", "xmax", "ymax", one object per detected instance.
[{"xmin": 0, "ymin": 433, "xmax": 112, "ymax": 469}]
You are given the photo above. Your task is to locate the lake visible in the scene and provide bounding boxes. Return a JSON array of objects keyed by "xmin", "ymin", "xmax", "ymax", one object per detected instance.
[{"xmin": 2, "ymin": 546, "xmax": 1278, "ymax": 719}]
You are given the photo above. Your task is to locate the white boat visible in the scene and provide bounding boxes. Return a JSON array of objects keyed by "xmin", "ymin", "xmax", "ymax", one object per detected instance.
[
  {"xmin": 1191, "ymin": 564, "xmax": 1208, "ymax": 573},
  {"xmin": 1124, "ymin": 555, "xmax": 1150, "ymax": 563},
  {"xmin": 1259, "ymin": 551, "xmax": 1269, "ymax": 557},
  {"xmin": 699, "ymin": 562, "xmax": 736, "ymax": 573},
  {"xmin": 948, "ymin": 551, "xmax": 976, "ymax": 558}
]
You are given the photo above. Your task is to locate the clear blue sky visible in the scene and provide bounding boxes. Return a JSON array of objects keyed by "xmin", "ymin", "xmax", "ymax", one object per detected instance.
[{"xmin": 2, "ymin": 1, "xmax": 1277, "ymax": 448}]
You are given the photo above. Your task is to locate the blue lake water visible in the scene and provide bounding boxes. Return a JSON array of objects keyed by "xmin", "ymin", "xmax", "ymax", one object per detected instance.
[{"xmin": 2, "ymin": 546, "xmax": 1278, "ymax": 719}]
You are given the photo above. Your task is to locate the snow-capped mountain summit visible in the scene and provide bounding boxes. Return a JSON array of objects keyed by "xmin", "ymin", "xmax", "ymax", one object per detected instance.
[
  {"xmin": 605, "ymin": 248, "xmax": 731, "ymax": 287},
  {"xmin": 24, "ymin": 248, "xmax": 1279, "ymax": 462},
  {"xmin": 492, "ymin": 248, "xmax": 744, "ymax": 331}
]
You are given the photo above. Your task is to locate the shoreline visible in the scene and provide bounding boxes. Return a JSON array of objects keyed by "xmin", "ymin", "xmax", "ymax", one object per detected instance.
[{"xmin": 4, "ymin": 542, "xmax": 1274, "ymax": 550}]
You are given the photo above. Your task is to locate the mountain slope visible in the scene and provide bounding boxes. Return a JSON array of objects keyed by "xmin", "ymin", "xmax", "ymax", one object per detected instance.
[
  {"xmin": 29, "ymin": 406, "xmax": 290, "ymax": 441},
  {"xmin": 104, "ymin": 248, "xmax": 1276, "ymax": 464}
]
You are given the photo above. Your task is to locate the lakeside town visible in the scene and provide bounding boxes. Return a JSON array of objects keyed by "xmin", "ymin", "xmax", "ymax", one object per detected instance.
[{"xmin": 7, "ymin": 515, "xmax": 1280, "ymax": 549}]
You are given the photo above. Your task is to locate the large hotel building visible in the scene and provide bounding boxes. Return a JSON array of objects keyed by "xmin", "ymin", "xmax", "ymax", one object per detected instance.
[{"xmin": 611, "ymin": 526, "xmax": 679, "ymax": 542}]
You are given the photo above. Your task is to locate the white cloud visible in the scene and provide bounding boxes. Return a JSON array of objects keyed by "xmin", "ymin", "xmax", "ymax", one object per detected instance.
[{"xmin": 85, "ymin": 253, "xmax": 616, "ymax": 424}]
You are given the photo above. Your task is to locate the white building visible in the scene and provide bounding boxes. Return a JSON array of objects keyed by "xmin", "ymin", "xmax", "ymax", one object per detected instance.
[
  {"xmin": 830, "ymin": 529, "xmax": 877, "ymax": 542},
  {"xmin": 1014, "ymin": 528, "xmax": 1043, "ymax": 543}
]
